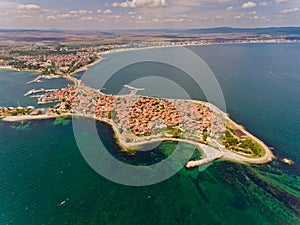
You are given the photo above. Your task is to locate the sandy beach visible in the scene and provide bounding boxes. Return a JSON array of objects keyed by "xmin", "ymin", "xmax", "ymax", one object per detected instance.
[
  {"xmin": 0, "ymin": 66, "xmax": 17, "ymax": 71},
  {"xmin": 99, "ymin": 39, "xmax": 300, "ymax": 57},
  {"xmin": 2, "ymin": 114, "xmax": 72, "ymax": 122},
  {"xmin": 101, "ymin": 45, "xmax": 177, "ymax": 55}
]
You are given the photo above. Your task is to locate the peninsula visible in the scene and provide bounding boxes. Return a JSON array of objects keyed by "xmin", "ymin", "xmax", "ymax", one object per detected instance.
[
  {"xmin": 0, "ymin": 29, "xmax": 280, "ymax": 168},
  {"xmin": 1, "ymin": 80, "xmax": 274, "ymax": 168}
]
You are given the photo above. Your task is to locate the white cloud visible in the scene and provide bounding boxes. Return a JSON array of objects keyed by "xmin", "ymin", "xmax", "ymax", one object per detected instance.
[
  {"xmin": 78, "ymin": 10, "xmax": 88, "ymax": 15},
  {"xmin": 46, "ymin": 15, "xmax": 57, "ymax": 20},
  {"xmin": 0, "ymin": 0, "xmax": 299, "ymax": 30},
  {"xmin": 282, "ymin": 7, "xmax": 300, "ymax": 13},
  {"xmin": 80, "ymin": 16, "xmax": 93, "ymax": 21},
  {"xmin": 241, "ymin": 1, "xmax": 257, "ymax": 9},
  {"xmin": 59, "ymin": 14, "xmax": 71, "ymax": 18},
  {"xmin": 234, "ymin": 15, "xmax": 242, "ymax": 19},
  {"xmin": 103, "ymin": 9, "xmax": 112, "ymax": 14},
  {"xmin": 259, "ymin": 2, "xmax": 271, "ymax": 6},
  {"xmin": 113, "ymin": 0, "xmax": 167, "ymax": 8},
  {"xmin": 17, "ymin": 15, "xmax": 32, "ymax": 19},
  {"xmin": 69, "ymin": 10, "xmax": 88, "ymax": 15},
  {"xmin": 17, "ymin": 4, "xmax": 40, "ymax": 10}
]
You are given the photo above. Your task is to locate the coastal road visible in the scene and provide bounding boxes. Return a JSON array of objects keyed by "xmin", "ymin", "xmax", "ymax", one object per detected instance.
[{"xmin": 65, "ymin": 75, "xmax": 80, "ymax": 89}]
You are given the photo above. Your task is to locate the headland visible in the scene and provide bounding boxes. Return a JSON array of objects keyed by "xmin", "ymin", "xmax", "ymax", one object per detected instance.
[
  {"xmin": 0, "ymin": 42, "xmax": 277, "ymax": 169},
  {"xmin": 1, "ymin": 80, "xmax": 274, "ymax": 168}
]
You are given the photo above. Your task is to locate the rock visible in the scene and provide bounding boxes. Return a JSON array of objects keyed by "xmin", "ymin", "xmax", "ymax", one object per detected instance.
[{"xmin": 282, "ymin": 158, "xmax": 294, "ymax": 165}]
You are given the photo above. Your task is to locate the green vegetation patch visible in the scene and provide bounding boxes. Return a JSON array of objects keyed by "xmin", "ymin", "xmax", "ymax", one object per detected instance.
[
  {"xmin": 10, "ymin": 122, "xmax": 31, "ymax": 131},
  {"xmin": 239, "ymin": 138, "xmax": 265, "ymax": 157},
  {"xmin": 223, "ymin": 129, "xmax": 265, "ymax": 158},
  {"xmin": 53, "ymin": 117, "xmax": 71, "ymax": 126}
]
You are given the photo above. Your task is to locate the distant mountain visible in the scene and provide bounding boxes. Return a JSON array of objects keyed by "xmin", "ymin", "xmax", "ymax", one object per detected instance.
[
  {"xmin": 184, "ymin": 27, "xmax": 300, "ymax": 35},
  {"xmin": 111, "ymin": 27, "xmax": 300, "ymax": 35},
  {"xmin": 1, "ymin": 27, "xmax": 300, "ymax": 37},
  {"xmin": 0, "ymin": 29, "xmax": 114, "ymax": 36}
]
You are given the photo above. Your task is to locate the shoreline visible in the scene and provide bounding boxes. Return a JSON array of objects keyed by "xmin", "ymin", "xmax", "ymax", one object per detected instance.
[
  {"xmin": 8, "ymin": 57, "xmax": 103, "ymax": 86},
  {"xmin": 0, "ymin": 66, "xmax": 40, "ymax": 73},
  {"xmin": 2, "ymin": 40, "xmax": 299, "ymax": 78},
  {"xmin": 0, "ymin": 43, "xmax": 279, "ymax": 168},
  {"xmin": 221, "ymin": 113, "xmax": 274, "ymax": 164},
  {"xmin": 69, "ymin": 57, "xmax": 104, "ymax": 76},
  {"xmin": 100, "ymin": 40, "xmax": 300, "ymax": 56},
  {"xmin": 1, "ymin": 96, "xmax": 274, "ymax": 167}
]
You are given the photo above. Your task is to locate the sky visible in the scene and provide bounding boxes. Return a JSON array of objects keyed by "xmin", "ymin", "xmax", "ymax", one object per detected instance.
[{"xmin": 0, "ymin": 0, "xmax": 299, "ymax": 30}]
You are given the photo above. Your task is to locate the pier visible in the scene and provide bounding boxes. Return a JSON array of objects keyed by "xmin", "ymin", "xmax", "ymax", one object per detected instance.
[
  {"xmin": 27, "ymin": 75, "xmax": 41, "ymax": 84},
  {"xmin": 185, "ymin": 144, "xmax": 224, "ymax": 168},
  {"xmin": 24, "ymin": 88, "xmax": 58, "ymax": 96},
  {"xmin": 124, "ymin": 84, "xmax": 145, "ymax": 96}
]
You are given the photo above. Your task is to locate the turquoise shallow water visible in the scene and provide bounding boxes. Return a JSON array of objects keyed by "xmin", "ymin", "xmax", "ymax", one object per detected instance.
[
  {"xmin": 0, "ymin": 43, "xmax": 300, "ymax": 224},
  {"xmin": 1, "ymin": 119, "xmax": 299, "ymax": 225}
]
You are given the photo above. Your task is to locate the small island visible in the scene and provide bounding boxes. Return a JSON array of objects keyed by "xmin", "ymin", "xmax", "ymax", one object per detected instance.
[{"xmin": 1, "ymin": 78, "xmax": 274, "ymax": 168}]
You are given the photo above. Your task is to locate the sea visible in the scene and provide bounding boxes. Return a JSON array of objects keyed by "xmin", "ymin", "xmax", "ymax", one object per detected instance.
[
  {"xmin": 0, "ymin": 43, "xmax": 299, "ymax": 225},
  {"xmin": 0, "ymin": 71, "xmax": 71, "ymax": 108}
]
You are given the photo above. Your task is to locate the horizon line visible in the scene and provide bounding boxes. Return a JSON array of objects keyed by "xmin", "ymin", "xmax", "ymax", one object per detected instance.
[{"xmin": 1, "ymin": 26, "xmax": 300, "ymax": 32}]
